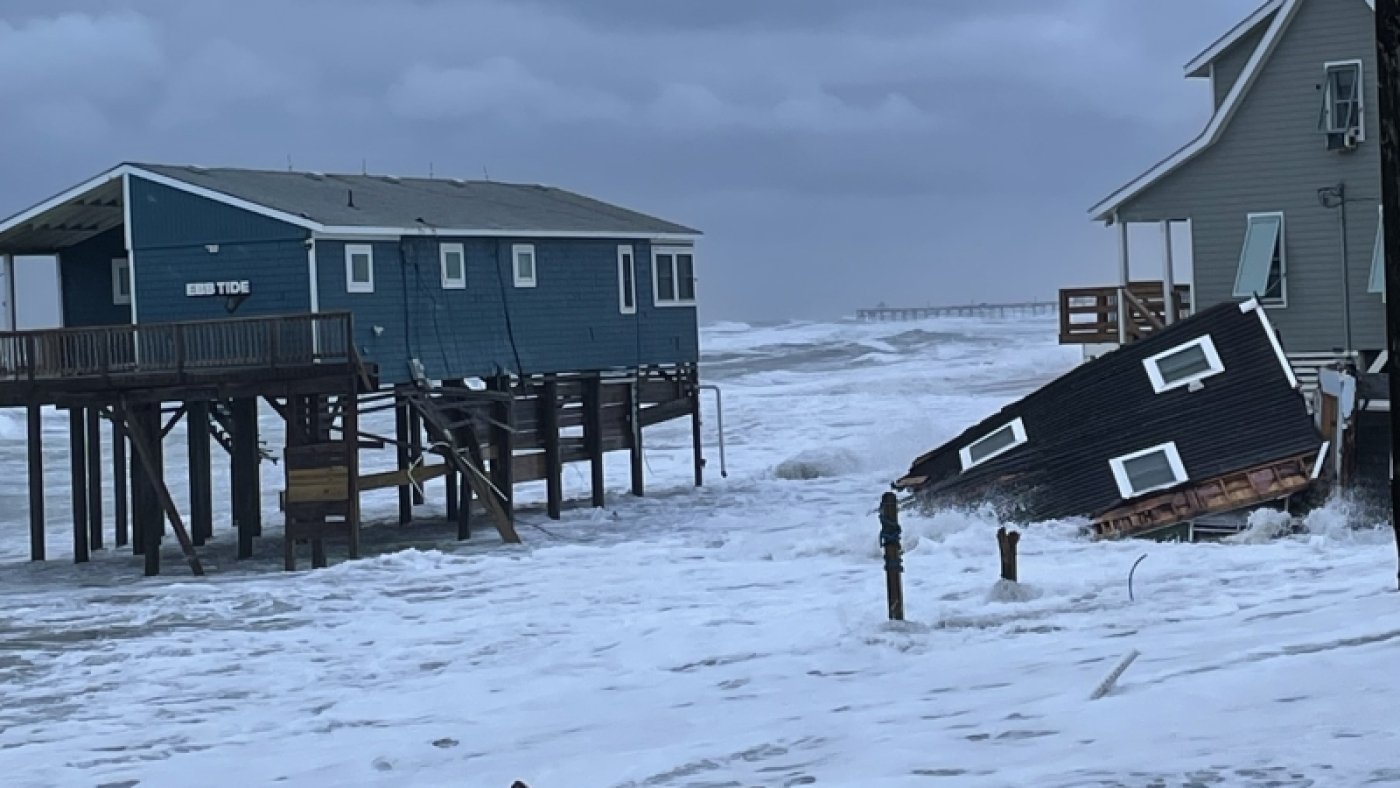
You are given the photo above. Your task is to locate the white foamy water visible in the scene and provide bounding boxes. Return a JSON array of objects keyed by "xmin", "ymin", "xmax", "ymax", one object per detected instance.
[{"xmin": 1, "ymin": 315, "xmax": 1398, "ymax": 787}]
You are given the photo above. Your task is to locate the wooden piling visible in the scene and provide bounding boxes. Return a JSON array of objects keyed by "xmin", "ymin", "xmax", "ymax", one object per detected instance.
[
  {"xmin": 69, "ymin": 407, "xmax": 89, "ymax": 564},
  {"xmin": 124, "ymin": 400, "xmax": 204, "ymax": 577},
  {"xmin": 396, "ymin": 397, "xmax": 412, "ymax": 525},
  {"xmin": 628, "ymin": 380, "xmax": 644, "ymax": 497},
  {"xmin": 690, "ymin": 370, "xmax": 704, "ymax": 488},
  {"xmin": 129, "ymin": 404, "xmax": 164, "ymax": 575},
  {"xmin": 231, "ymin": 397, "xmax": 260, "ymax": 560},
  {"xmin": 344, "ymin": 392, "xmax": 362, "ymax": 560},
  {"xmin": 27, "ymin": 403, "xmax": 45, "ymax": 562},
  {"xmin": 409, "ymin": 405, "xmax": 425, "ymax": 506},
  {"xmin": 85, "ymin": 406, "xmax": 103, "ymax": 551},
  {"xmin": 997, "ymin": 527, "xmax": 1021, "ymax": 583},
  {"xmin": 542, "ymin": 378, "xmax": 562, "ymax": 520},
  {"xmin": 187, "ymin": 400, "xmax": 213, "ymax": 546},
  {"xmin": 113, "ymin": 416, "xmax": 128, "ymax": 548},
  {"xmin": 457, "ymin": 474, "xmax": 472, "ymax": 540},
  {"xmin": 879, "ymin": 492, "xmax": 904, "ymax": 621},
  {"xmin": 584, "ymin": 376, "xmax": 605, "ymax": 508},
  {"xmin": 490, "ymin": 376, "xmax": 515, "ymax": 519}
]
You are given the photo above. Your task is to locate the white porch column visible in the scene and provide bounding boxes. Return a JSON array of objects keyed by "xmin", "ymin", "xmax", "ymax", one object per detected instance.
[
  {"xmin": 0, "ymin": 254, "xmax": 14, "ymax": 331},
  {"xmin": 1161, "ymin": 220, "xmax": 1176, "ymax": 325},
  {"xmin": 1117, "ymin": 216, "xmax": 1130, "ymax": 344}
]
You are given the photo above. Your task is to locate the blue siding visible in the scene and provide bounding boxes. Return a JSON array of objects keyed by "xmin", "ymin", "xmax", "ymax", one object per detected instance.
[
  {"xmin": 316, "ymin": 237, "xmax": 699, "ymax": 385},
  {"xmin": 127, "ymin": 176, "xmax": 311, "ymax": 323},
  {"xmin": 59, "ymin": 227, "xmax": 130, "ymax": 327}
]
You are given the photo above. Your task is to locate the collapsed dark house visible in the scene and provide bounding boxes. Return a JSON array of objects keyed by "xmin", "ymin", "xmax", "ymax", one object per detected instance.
[{"xmin": 895, "ymin": 298, "xmax": 1327, "ymax": 539}]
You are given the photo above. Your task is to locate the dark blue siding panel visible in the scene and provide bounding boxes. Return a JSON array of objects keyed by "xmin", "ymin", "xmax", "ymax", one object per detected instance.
[
  {"xmin": 59, "ymin": 227, "xmax": 130, "ymax": 327},
  {"xmin": 316, "ymin": 237, "xmax": 699, "ymax": 385},
  {"xmin": 127, "ymin": 175, "xmax": 311, "ymax": 323}
]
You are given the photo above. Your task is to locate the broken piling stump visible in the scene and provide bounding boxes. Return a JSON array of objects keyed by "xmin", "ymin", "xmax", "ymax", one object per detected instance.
[
  {"xmin": 879, "ymin": 492, "xmax": 904, "ymax": 621},
  {"xmin": 997, "ymin": 527, "xmax": 1020, "ymax": 583}
]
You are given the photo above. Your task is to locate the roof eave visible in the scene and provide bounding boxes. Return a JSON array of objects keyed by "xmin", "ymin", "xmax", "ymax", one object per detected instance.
[{"xmin": 1180, "ymin": 0, "xmax": 1284, "ymax": 78}]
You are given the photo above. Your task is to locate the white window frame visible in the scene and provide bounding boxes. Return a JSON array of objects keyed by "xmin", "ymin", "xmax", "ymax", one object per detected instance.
[
  {"xmin": 345, "ymin": 243, "xmax": 374, "ymax": 293},
  {"xmin": 652, "ymin": 245, "xmax": 697, "ymax": 307},
  {"xmin": 1371, "ymin": 204, "xmax": 1386, "ymax": 298},
  {"xmin": 958, "ymin": 417, "xmax": 1028, "ymax": 471},
  {"xmin": 1109, "ymin": 441, "xmax": 1189, "ymax": 499},
  {"xmin": 439, "ymin": 242, "xmax": 466, "ymax": 290},
  {"xmin": 1322, "ymin": 59, "xmax": 1365, "ymax": 138},
  {"xmin": 111, "ymin": 257, "xmax": 131, "ymax": 306},
  {"xmin": 1142, "ymin": 334, "xmax": 1225, "ymax": 394},
  {"xmin": 1233, "ymin": 211, "xmax": 1286, "ymax": 306},
  {"xmin": 618, "ymin": 245, "xmax": 637, "ymax": 315},
  {"xmin": 512, "ymin": 243, "xmax": 537, "ymax": 288}
]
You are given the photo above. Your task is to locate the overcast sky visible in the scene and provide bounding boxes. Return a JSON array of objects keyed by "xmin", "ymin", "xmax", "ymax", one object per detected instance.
[{"xmin": 0, "ymin": 0, "xmax": 1261, "ymax": 324}]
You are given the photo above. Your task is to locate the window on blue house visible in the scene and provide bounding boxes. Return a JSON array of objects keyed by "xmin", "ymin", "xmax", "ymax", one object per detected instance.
[
  {"xmin": 111, "ymin": 257, "xmax": 131, "ymax": 306},
  {"xmin": 441, "ymin": 243, "xmax": 465, "ymax": 290},
  {"xmin": 513, "ymin": 244, "xmax": 537, "ymax": 288},
  {"xmin": 618, "ymin": 245, "xmax": 636, "ymax": 314},
  {"xmin": 653, "ymin": 246, "xmax": 696, "ymax": 307},
  {"xmin": 346, "ymin": 244, "xmax": 374, "ymax": 293}
]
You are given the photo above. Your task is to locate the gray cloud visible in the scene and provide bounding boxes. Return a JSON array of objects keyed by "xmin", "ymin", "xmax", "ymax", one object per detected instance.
[{"xmin": 0, "ymin": 0, "xmax": 1261, "ymax": 323}]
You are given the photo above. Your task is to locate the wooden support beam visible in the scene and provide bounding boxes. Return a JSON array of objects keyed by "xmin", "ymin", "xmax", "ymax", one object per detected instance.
[
  {"xmin": 231, "ymin": 397, "xmax": 260, "ymax": 560},
  {"xmin": 187, "ymin": 400, "xmax": 213, "ymax": 546},
  {"xmin": 457, "ymin": 474, "xmax": 471, "ymax": 540},
  {"xmin": 86, "ymin": 406, "xmax": 103, "ymax": 550},
  {"xmin": 27, "ymin": 403, "xmax": 45, "ymax": 561},
  {"xmin": 584, "ymin": 377, "xmax": 605, "ymax": 508},
  {"xmin": 690, "ymin": 369, "xmax": 703, "ymax": 488},
  {"xmin": 445, "ymin": 465, "xmax": 459, "ymax": 521},
  {"xmin": 409, "ymin": 405, "xmax": 424, "ymax": 506},
  {"xmin": 396, "ymin": 398, "xmax": 412, "ymax": 524},
  {"xmin": 629, "ymin": 381, "xmax": 644, "ymax": 497},
  {"xmin": 112, "ymin": 414, "xmax": 128, "ymax": 548},
  {"xmin": 122, "ymin": 400, "xmax": 204, "ymax": 577},
  {"xmin": 159, "ymin": 404, "xmax": 187, "ymax": 439},
  {"xmin": 344, "ymin": 392, "xmax": 362, "ymax": 560},
  {"xmin": 128, "ymin": 404, "xmax": 164, "ymax": 573},
  {"xmin": 490, "ymin": 377, "xmax": 516, "ymax": 524},
  {"xmin": 69, "ymin": 407, "xmax": 89, "ymax": 564},
  {"xmin": 542, "ymin": 379, "xmax": 562, "ymax": 520}
]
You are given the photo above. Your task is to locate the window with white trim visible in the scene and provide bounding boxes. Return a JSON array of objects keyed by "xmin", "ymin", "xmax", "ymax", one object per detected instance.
[
  {"xmin": 958, "ymin": 417, "xmax": 1028, "ymax": 471},
  {"xmin": 513, "ymin": 244, "xmax": 536, "ymax": 288},
  {"xmin": 440, "ymin": 242, "xmax": 465, "ymax": 290},
  {"xmin": 1321, "ymin": 60, "xmax": 1364, "ymax": 141},
  {"xmin": 1143, "ymin": 335, "xmax": 1225, "ymax": 394},
  {"xmin": 1232, "ymin": 212, "xmax": 1285, "ymax": 304},
  {"xmin": 1371, "ymin": 204, "xmax": 1385, "ymax": 298},
  {"xmin": 111, "ymin": 257, "xmax": 131, "ymax": 306},
  {"xmin": 618, "ymin": 245, "xmax": 637, "ymax": 314},
  {"xmin": 345, "ymin": 244, "xmax": 374, "ymax": 293},
  {"xmin": 1109, "ymin": 442, "xmax": 1188, "ymax": 499},
  {"xmin": 653, "ymin": 246, "xmax": 696, "ymax": 306}
]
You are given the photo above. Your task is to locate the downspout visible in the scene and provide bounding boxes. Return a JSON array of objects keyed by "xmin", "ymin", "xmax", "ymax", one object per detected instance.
[{"xmin": 1339, "ymin": 184, "xmax": 1354, "ymax": 358}]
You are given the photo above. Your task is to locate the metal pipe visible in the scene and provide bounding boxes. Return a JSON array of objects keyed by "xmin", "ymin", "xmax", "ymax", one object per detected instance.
[
  {"xmin": 1340, "ymin": 184, "xmax": 1354, "ymax": 357},
  {"xmin": 699, "ymin": 384, "xmax": 728, "ymax": 478}
]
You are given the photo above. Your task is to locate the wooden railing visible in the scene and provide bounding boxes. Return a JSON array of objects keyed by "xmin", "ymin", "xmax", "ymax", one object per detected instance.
[
  {"xmin": 0, "ymin": 312, "xmax": 356, "ymax": 383},
  {"xmin": 1059, "ymin": 282, "xmax": 1192, "ymax": 345}
]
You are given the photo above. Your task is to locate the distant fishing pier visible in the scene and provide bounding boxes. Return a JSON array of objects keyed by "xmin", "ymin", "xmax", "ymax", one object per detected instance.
[{"xmin": 855, "ymin": 301, "xmax": 1058, "ymax": 321}]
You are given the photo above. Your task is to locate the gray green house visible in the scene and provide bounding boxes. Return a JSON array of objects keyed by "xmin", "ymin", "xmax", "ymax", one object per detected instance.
[{"xmin": 1083, "ymin": 0, "xmax": 1384, "ymax": 376}]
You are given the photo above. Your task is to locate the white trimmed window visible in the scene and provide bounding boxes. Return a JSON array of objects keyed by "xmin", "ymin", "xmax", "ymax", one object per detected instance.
[
  {"xmin": 111, "ymin": 257, "xmax": 131, "ymax": 306},
  {"xmin": 618, "ymin": 245, "xmax": 637, "ymax": 314},
  {"xmin": 1109, "ymin": 442, "xmax": 1188, "ymax": 499},
  {"xmin": 440, "ymin": 242, "xmax": 465, "ymax": 290},
  {"xmin": 1232, "ymin": 212, "xmax": 1285, "ymax": 305},
  {"xmin": 958, "ymin": 417, "xmax": 1028, "ymax": 471},
  {"xmin": 513, "ymin": 244, "xmax": 536, "ymax": 288},
  {"xmin": 1371, "ymin": 205, "xmax": 1385, "ymax": 298},
  {"xmin": 345, "ymin": 244, "xmax": 374, "ymax": 293},
  {"xmin": 1322, "ymin": 60, "xmax": 1364, "ymax": 139},
  {"xmin": 653, "ymin": 246, "xmax": 696, "ymax": 306},
  {"xmin": 1143, "ymin": 335, "xmax": 1225, "ymax": 394}
]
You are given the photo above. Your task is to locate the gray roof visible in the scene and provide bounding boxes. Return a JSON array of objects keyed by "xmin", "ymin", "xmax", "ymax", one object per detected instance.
[{"xmin": 133, "ymin": 163, "xmax": 700, "ymax": 236}]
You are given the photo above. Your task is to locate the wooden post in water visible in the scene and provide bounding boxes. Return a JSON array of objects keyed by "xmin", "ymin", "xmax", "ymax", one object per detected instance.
[
  {"xmin": 879, "ymin": 493, "xmax": 904, "ymax": 621},
  {"xmin": 112, "ymin": 415, "xmax": 128, "ymax": 548},
  {"xmin": 128, "ymin": 403, "xmax": 165, "ymax": 576},
  {"xmin": 628, "ymin": 378, "xmax": 645, "ymax": 497},
  {"xmin": 86, "ymin": 406, "xmax": 103, "ymax": 551},
  {"xmin": 27, "ymin": 403, "xmax": 45, "ymax": 561},
  {"xmin": 691, "ymin": 367, "xmax": 704, "ymax": 488},
  {"xmin": 69, "ymin": 407, "xmax": 89, "ymax": 564},
  {"xmin": 1378, "ymin": 0, "xmax": 1400, "ymax": 591},
  {"xmin": 187, "ymin": 400, "xmax": 213, "ymax": 546},
  {"xmin": 542, "ymin": 378, "xmax": 562, "ymax": 520},
  {"xmin": 344, "ymin": 391, "xmax": 362, "ymax": 560},
  {"xmin": 489, "ymin": 375, "xmax": 515, "ymax": 519},
  {"xmin": 408, "ymin": 404, "xmax": 424, "ymax": 506},
  {"xmin": 997, "ymin": 527, "xmax": 1021, "ymax": 583},
  {"xmin": 231, "ymin": 397, "xmax": 260, "ymax": 560},
  {"xmin": 584, "ymin": 376, "xmax": 605, "ymax": 508},
  {"xmin": 124, "ymin": 400, "xmax": 204, "ymax": 577}
]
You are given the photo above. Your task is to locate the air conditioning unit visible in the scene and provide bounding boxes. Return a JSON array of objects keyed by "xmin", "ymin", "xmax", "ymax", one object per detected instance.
[{"xmin": 1328, "ymin": 127, "xmax": 1363, "ymax": 152}]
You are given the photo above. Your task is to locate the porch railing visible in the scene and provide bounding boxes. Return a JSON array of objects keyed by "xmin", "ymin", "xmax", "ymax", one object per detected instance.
[
  {"xmin": 1059, "ymin": 282, "xmax": 1192, "ymax": 345},
  {"xmin": 0, "ymin": 312, "xmax": 355, "ymax": 383}
]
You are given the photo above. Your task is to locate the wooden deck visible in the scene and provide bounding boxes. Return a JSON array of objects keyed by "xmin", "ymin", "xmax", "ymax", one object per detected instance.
[
  {"xmin": 1058, "ymin": 282, "xmax": 1192, "ymax": 345},
  {"xmin": 0, "ymin": 312, "xmax": 367, "ymax": 405}
]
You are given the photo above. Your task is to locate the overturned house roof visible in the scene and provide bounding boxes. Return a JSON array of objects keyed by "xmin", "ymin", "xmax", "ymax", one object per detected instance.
[{"xmin": 896, "ymin": 299, "xmax": 1325, "ymax": 539}]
